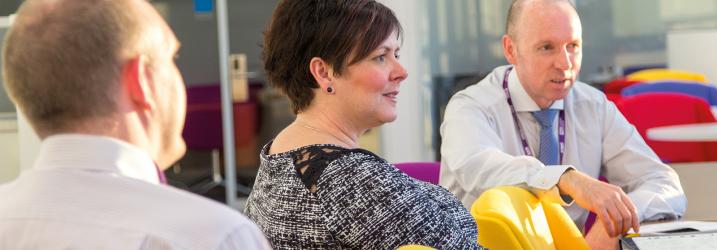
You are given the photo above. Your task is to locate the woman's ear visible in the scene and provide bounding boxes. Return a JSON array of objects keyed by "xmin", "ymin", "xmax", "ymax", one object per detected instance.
[
  {"xmin": 122, "ymin": 55, "xmax": 155, "ymax": 111},
  {"xmin": 308, "ymin": 57, "xmax": 335, "ymax": 91}
]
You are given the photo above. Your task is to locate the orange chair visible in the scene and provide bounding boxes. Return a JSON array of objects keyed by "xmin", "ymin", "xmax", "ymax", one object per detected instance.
[{"xmin": 626, "ymin": 68, "xmax": 707, "ymax": 83}]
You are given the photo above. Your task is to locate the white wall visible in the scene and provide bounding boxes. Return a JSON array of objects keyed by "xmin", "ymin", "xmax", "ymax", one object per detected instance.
[
  {"xmin": 0, "ymin": 16, "xmax": 23, "ymax": 182},
  {"xmin": 152, "ymin": 0, "xmax": 279, "ymax": 85},
  {"xmin": 378, "ymin": 0, "xmax": 433, "ymax": 163},
  {"xmin": 668, "ymin": 29, "xmax": 717, "ymax": 84},
  {"xmin": 0, "ymin": 16, "xmax": 14, "ymax": 112}
]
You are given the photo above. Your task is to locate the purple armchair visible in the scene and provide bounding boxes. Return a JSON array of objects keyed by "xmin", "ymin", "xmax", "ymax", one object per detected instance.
[
  {"xmin": 183, "ymin": 84, "xmax": 259, "ymax": 151},
  {"xmin": 179, "ymin": 84, "xmax": 260, "ymax": 194},
  {"xmin": 393, "ymin": 162, "xmax": 441, "ymax": 184}
]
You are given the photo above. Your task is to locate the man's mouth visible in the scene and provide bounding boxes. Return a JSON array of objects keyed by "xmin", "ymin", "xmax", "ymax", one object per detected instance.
[{"xmin": 550, "ymin": 78, "xmax": 569, "ymax": 84}]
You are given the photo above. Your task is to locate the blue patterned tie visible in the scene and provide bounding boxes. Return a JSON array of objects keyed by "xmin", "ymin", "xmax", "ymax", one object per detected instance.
[{"xmin": 532, "ymin": 109, "xmax": 559, "ymax": 165}]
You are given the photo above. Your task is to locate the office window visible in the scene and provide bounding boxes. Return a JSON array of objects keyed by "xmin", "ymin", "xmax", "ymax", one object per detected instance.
[
  {"xmin": 480, "ymin": 0, "xmax": 510, "ymax": 36},
  {"xmin": 612, "ymin": 0, "xmax": 717, "ymax": 37}
]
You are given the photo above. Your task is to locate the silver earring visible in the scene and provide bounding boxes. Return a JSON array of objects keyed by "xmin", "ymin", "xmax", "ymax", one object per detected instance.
[{"xmin": 326, "ymin": 86, "xmax": 334, "ymax": 93}]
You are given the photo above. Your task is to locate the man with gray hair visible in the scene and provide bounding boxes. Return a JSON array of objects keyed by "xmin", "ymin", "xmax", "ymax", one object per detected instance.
[
  {"xmin": 440, "ymin": 0, "xmax": 685, "ymax": 249},
  {"xmin": 0, "ymin": 0, "xmax": 269, "ymax": 248}
]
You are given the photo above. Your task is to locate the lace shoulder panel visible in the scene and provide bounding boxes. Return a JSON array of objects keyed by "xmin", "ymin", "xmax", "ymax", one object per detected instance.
[{"xmin": 290, "ymin": 145, "xmax": 351, "ymax": 191}]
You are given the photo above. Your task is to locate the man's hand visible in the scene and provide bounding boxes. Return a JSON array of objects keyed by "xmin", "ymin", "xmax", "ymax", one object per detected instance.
[
  {"xmin": 558, "ymin": 170, "xmax": 639, "ymax": 237},
  {"xmin": 586, "ymin": 217, "xmax": 619, "ymax": 250}
]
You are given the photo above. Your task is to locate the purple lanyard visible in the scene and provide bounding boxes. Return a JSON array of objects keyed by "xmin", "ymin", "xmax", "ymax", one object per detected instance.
[{"xmin": 502, "ymin": 67, "xmax": 566, "ymax": 164}]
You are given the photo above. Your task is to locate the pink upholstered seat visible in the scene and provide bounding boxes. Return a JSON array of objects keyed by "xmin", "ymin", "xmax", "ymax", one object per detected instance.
[{"xmin": 393, "ymin": 162, "xmax": 441, "ymax": 184}]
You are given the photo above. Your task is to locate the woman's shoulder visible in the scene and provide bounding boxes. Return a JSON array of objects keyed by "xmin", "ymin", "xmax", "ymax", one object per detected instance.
[
  {"xmin": 316, "ymin": 151, "xmax": 481, "ymax": 249},
  {"xmin": 317, "ymin": 150, "xmax": 450, "ymax": 200},
  {"xmin": 330, "ymin": 147, "xmax": 387, "ymax": 166},
  {"xmin": 321, "ymin": 148, "xmax": 402, "ymax": 182}
]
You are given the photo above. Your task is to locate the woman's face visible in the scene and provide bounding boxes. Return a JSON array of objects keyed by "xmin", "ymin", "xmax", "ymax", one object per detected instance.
[{"xmin": 332, "ymin": 32, "xmax": 408, "ymax": 128}]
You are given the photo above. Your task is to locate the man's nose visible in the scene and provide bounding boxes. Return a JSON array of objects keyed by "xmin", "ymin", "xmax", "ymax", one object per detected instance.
[{"xmin": 555, "ymin": 48, "xmax": 573, "ymax": 71}]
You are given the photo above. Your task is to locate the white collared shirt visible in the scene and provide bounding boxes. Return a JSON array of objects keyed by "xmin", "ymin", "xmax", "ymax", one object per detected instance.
[
  {"xmin": 440, "ymin": 65, "xmax": 686, "ymax": 229},
  {"xmin": 0, "ymin": 134, "xmax": 270, "ymax": 249}
]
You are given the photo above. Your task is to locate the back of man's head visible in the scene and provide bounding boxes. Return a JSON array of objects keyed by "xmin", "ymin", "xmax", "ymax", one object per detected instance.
[
  {"xmin": 2, "ymin": 0, "xmax": 148, "ymax": 136},
  {"xmin": 505, "ymin": 0, "xmax": 577, "ymax": 38}
]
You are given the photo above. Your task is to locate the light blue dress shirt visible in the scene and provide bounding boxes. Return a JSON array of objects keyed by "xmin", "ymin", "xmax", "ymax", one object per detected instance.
[{"xmin": 440, "ymin": 65, "xmax": 686, "ymax": 230}]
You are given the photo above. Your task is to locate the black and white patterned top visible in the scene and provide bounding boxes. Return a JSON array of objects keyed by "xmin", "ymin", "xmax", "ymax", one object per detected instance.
[{"xmin": 245, "ymin": 142, "xmax": 483, "ymax": 249}]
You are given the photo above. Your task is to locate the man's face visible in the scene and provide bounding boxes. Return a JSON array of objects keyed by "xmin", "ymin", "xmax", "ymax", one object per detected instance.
[
  {"xmin": 504, "ymin": 1, "xmax": 583, "ymax": 109},
  {"xmin": 141, "ymin": 2, "xmax": 187, "ymax": 168},
  {"xmin": 151, "ymin": 34, "xmax": 186, "ymax": 169}
]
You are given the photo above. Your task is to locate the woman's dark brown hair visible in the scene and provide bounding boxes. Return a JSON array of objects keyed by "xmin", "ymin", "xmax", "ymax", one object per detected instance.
[{"xmin": 263, "ymin": 0, "xmax": 402, "ymax": 113}]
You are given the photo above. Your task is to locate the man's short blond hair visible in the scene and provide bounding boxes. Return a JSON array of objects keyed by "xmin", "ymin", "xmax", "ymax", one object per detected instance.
[{"xmin": 2, "ymin": 0, "xmax": 149, "ymax": 134}]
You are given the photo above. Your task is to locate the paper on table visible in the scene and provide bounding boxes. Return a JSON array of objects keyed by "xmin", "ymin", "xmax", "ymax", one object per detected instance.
[
  {"xmin": 638, "ymin": 221, "xmax": 717, "ymax": 234},
  {"xmin": 630, "ymin": 232, "xmax": 717, "ymax": 250}
]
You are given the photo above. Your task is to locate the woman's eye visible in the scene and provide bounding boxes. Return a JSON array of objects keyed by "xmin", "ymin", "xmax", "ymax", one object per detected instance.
[{"xmin": 375, "ymin": 55, "xmax": 386, "ymax": 62}]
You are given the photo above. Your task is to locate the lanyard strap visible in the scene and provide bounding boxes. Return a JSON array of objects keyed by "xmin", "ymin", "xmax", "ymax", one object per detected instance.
[{"xmin": 502, "ymin": 67, "xmax": 566, "ymax": 164}]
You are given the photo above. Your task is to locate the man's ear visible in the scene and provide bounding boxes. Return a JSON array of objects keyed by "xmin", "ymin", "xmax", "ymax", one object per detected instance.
[
  {"xmin": 502, "ymin": 34, "xmax": 518, "ymax": 65},
  {"xmin": 122, "ymin": 55, "xmax": 155, "ymax": 111},
  {"xmin": 308, "ymin": 57, "xmax": 334, "ymax": 90}
]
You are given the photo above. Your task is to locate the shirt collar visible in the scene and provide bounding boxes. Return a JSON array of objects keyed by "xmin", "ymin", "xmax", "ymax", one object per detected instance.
[
  {"xmin": 34, "ymin": 134, "xmax": 161, "ymax": 185},
  {"xmin": 506, "ymin": 66, "xmax": 565, "ymax": 112}
]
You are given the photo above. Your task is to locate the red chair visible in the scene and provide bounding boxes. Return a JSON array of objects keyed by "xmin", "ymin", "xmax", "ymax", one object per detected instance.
[
  {"xmin": 393, "ymin": 162, "xmax": 441, "ymax": 184},
  {"xmin": 603, "ymin": 78, "xmax": 641, "ymax": 103},
  {"xmin": 616, "ymin": 93, "xmax": 717, "ymax": 163}
]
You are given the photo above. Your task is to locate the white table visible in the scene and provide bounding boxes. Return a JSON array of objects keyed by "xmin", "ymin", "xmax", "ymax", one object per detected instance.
[
  {"xmin": 647, "ymin": 122, "xmax": 717, "ymax": 141},
  {"xmin": 669, "ymin": 162, "xmax": 717, "ymax": 221}
]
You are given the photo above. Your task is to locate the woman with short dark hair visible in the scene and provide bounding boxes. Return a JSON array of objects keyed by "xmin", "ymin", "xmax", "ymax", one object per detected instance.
[{"xmin": 244, "ymin": 0, "xmax": 483, "ymax": 249}]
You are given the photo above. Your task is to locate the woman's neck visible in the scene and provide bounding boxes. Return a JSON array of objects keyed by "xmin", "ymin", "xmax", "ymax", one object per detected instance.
[{"xmin": 293, "ymin": 112, "xmax": 361, "ymax": 149}]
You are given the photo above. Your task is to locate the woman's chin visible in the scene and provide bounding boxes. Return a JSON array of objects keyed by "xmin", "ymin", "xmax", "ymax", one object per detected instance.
[{"xmin": 380, "ymin": 113, "xmax": 398, "ymax": 124}]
